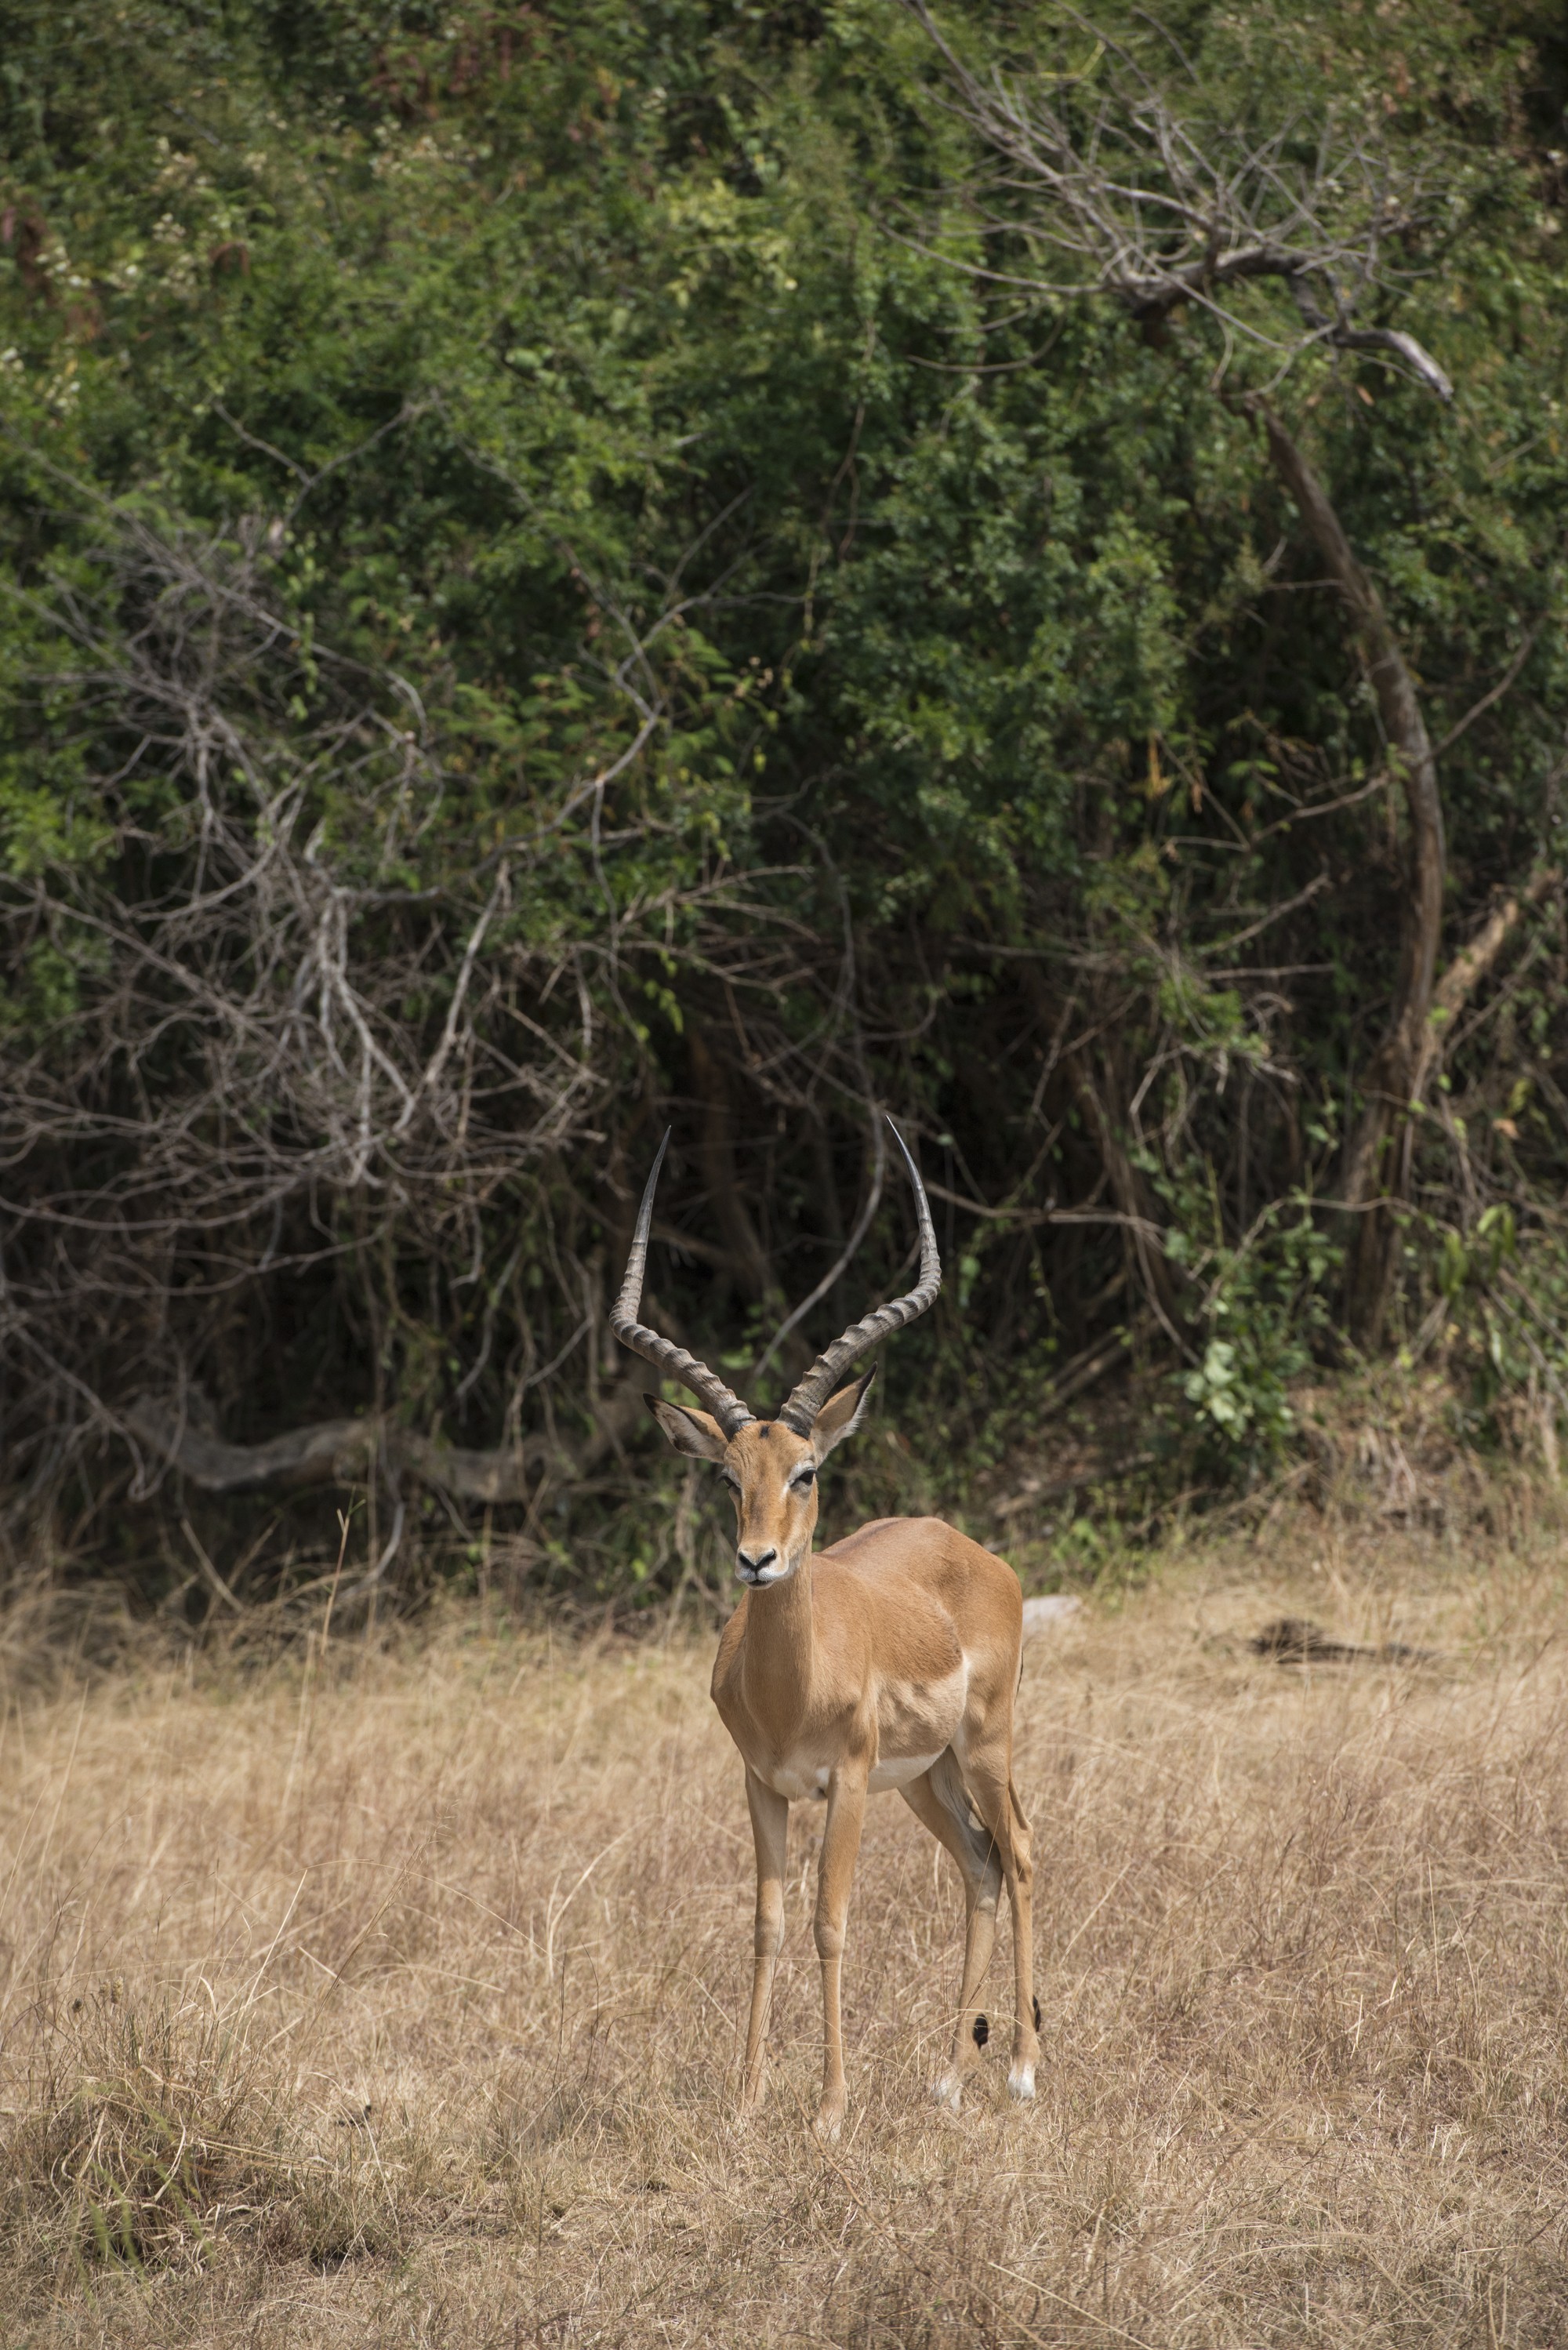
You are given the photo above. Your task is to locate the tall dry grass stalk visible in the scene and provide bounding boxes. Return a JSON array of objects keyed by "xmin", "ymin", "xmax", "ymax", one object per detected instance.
[{"xmin": 2, "ymin": 1520, "xmax": 1567, "ymax": 2345}]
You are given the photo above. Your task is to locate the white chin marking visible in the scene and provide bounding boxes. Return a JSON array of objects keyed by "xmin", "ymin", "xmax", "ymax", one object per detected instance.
[{"xmin": 1007, "ymin": 2064, "xmax": 1036, "ymax": 2102}]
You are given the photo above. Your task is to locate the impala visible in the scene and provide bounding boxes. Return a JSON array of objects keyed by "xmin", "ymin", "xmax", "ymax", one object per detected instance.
[{"xmin": 610, "ymin": 1121, "xmax": 1036, "ymax": 2138}]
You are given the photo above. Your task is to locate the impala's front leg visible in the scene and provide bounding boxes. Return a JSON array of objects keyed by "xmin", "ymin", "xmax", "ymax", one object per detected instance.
[
  {"xmin": 742, "ymin": 1767, "xmax": 789, "ymax": 2111},
  {"xmin": 813, "ymin": 1759, "xmax": 869, "ymax": 2141}
]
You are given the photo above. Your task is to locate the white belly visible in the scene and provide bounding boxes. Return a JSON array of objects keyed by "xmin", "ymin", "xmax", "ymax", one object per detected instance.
[
  {"xmin": 763, "ymin": 1750, "xmax": 944, "ymax": 1800},
  {"xmin": 868, "ymin": 1751, "xmax": 942, "ymax": 1792}
]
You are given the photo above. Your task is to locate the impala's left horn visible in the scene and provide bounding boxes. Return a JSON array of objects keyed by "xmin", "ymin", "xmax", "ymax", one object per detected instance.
[{"xmin": 608, "ymin": 1131, "xmax": 755, "ymax": 1437}]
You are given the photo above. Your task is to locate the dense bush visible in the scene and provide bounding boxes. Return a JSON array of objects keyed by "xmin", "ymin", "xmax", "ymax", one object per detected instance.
[{"xmin": 2, "ymin": 1, "xmax": 1566, "ymax": 1597}]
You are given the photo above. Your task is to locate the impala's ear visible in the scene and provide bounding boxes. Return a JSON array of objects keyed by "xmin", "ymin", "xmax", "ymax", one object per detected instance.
[
  {"xmin": 645, "ymin": 1394, "xmax": 729, "ymax": 1461},
  {"xmin": 811, "ymin": 1367, "xmax": 877, "ymax": 1462}
]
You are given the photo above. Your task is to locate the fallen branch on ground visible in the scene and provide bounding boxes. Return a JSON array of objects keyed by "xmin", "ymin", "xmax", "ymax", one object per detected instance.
[
  {"xmin": 122, "ymin": 1385, "xmax": 651, "ymax": 1504},
  {"xmin": 1251, "ymin": 1617, "xmax": 1436, "ymax": 1665}
]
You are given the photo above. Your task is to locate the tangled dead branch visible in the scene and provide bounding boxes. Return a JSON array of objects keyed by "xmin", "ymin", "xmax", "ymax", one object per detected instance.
[{"xmin": 0, "ymin": 471, "xmax": 829, "ymax": 1560}]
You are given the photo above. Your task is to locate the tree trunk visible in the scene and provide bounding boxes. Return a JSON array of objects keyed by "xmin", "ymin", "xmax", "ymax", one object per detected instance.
[
  {"xmin": 1258, "ymin": 406, "xmax": 1446, "ymax": 1344},
  {"xmin": 1416, "ymin": 866, "xmax": 1559, "ymax": 1101}
]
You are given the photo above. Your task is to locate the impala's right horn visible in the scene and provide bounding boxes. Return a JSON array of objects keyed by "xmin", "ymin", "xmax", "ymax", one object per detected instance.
[
  {"xmin": 776, "ymin": 1118, "xmax": 941, "ymax": 1436},
  {"xmin": 608, "ymin": 1130, "xmax": 756, "ymax": 1437}
]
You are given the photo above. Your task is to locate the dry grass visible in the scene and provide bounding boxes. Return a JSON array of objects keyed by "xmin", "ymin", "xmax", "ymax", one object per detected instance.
[{"xmin": 4, "ymin": 1519, "xmax": 1568, "ymax": 2346}]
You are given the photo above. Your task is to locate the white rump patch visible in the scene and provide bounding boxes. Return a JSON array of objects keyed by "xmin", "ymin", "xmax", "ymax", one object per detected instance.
[{"xmin": 1021, "ymin": 1595, "xmax": 1081, "ymax": 1640}]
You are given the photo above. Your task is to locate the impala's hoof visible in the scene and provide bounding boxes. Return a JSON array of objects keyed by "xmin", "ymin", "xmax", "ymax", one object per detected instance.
[
  {"xmin": 1007, "ymin": 2062, "xmax": 1036, "ymax": 2102},
  {"xmin": 931, "ymin": 2071, "xmax": 963, "ymax": 2114},
  {"xmin": 811, "ymin": 2104, "xmax": 844, "ymax": 2144}
]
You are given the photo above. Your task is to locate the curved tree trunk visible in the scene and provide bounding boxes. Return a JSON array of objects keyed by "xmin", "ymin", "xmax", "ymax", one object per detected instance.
[{"xmin": 1258, "ymin": 407, "xmax": 1446, "ymax": 1345}]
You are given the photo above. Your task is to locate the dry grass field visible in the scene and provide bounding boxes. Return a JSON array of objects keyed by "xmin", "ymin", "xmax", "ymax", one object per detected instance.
[{"xmin": 4, "ymin": 1516, "xmax": 1568, "ymax": 2347}]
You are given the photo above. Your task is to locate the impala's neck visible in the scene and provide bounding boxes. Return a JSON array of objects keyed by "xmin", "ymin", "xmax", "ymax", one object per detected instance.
[{"xmin": 741, "ymin": 1548, "xmax": 818, "ymax": 1749}]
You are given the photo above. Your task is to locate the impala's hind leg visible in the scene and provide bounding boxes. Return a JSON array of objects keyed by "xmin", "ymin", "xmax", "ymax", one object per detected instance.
[
  {"xmin": 901, "ymin": 1750, "xmax": 1003, "ymax": 2111},
  {"xmin": 955, "ymin": 1738, "xmax": 1037, "ymax": 2101}
]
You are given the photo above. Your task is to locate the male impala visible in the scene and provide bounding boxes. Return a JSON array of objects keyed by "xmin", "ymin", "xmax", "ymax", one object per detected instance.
[{"xmin": 611, "ymin": 1121, "xmax": 1036, "ymax": 2138}]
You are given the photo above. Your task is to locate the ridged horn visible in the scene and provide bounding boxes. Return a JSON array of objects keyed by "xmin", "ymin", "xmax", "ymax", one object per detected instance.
[
  {"xmin": 776, "ymin": 1118, "xmax": 941, "ymax": 1436},
  {"xmin": 608, "ymin": 1130, "xmax": 756, "ymax": 1437}
]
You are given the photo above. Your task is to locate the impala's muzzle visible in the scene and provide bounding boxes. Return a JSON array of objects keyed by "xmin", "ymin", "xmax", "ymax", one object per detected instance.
[{"xmin": 735, "ymin": 1545, "xmax": 782, "ymax": 1588}]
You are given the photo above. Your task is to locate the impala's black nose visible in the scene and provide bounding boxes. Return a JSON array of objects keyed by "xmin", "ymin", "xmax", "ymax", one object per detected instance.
[{"xmin": 737, "ymin": 1546, "xmax": 778, "ymax": 1583}]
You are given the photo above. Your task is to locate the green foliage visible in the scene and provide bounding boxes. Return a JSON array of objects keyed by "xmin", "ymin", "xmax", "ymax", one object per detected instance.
[
  {"xmin": 1174, "ymin": 1197, "xmax": 1342, "ymax": 1476},
  {"xmin": 2, "ymin": 0, "xmax": 1567, "ymax": 1589}
]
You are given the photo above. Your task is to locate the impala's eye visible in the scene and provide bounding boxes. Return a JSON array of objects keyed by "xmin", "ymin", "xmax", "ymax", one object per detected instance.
[{"xmin": 791, "ymin": 1467, "xmax": 816, "ymax": 1493}]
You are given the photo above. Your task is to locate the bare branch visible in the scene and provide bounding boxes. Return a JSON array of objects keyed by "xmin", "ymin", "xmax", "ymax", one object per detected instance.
[{"xmin": 900, "ymin": 1, "xmax": 1454, "ymax": 398}]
